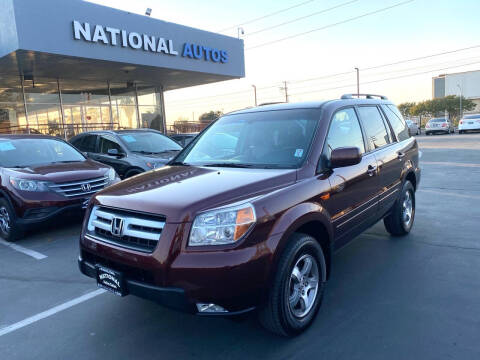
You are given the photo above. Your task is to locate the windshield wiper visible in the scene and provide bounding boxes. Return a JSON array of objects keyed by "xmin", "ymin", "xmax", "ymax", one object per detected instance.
[
  {"xmin": 132, "ymin": 150, "xmax": 156, "ymax": 155},
  {"xmin": 201, "ymin": 163, "xmax": 257, "ymax": 168},
  {"xmin": 169, "ymin": 161, "xmax": 191, "ymax": 166}
]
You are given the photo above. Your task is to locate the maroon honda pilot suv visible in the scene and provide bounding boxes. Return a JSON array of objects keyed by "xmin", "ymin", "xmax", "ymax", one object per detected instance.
[
  {"xmin": 78, "ymin": 94, "xmax": 421, "ymax": 336},
  {"xmin": 0, "ymin": 135, "xmax": 119, "ymax": 240}
]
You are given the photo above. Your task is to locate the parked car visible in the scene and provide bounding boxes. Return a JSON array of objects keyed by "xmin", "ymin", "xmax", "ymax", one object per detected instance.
[
  {"xmin": 70, "ymin": 129, "xmax": 182, "ymax": 178},
  {"xmin": 169, "ymin": 133, "xmax": 198, "ymax": 147},
  {"xmin": 405, "ymin": 119, "xmax": 420, "ymax": 135},
  {"xmin": 425, "ymin": 117, "xmax": 454, "ymax": 135},
  {"xmin": 458, "ymin": 114, "xmax": 480, "ymax": 134},
  {"xmin": 0, "ymin": 135, "xmax": 119, "ymax": 241},
  {"xmin": 78, "ymin": 94, "xmax": 420, "ymax": 336}
]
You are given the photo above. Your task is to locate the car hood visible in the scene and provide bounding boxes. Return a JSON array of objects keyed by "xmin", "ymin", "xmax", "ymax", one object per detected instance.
[
  {"xmin": 94, "ymin": 165, "xmax": 297, "ymax": 223},
  {"xmin": 4, "ymin": 159, "xmax": 110, "ymax": 183}
]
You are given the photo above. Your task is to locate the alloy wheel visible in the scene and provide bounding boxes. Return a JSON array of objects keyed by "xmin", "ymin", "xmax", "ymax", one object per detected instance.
[
  {"xmin": 0, "ymin": 206, "xmax": 11, "ymax": 234},
  {"xmin": 288, "ymin": 254, "xmax": 319, "ymax": 318},
  {"xmin": 402, "ymin": 190, "xmax": 414, "ymax": 228}
]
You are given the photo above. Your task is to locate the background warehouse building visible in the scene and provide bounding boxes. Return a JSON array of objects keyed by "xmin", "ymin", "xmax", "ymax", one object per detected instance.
[
  {"xmin": 0, "ymin": 0, "xmax": 244, "ymax": 138},
  {"xmin": 433, "ymin": 70, "xmax": 480, "ymax": 112}
]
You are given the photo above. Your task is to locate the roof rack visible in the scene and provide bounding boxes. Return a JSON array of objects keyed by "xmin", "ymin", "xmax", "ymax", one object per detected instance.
[{"xmin": 341, "ymin": 94, "xmax": 388, "ymax": 100}]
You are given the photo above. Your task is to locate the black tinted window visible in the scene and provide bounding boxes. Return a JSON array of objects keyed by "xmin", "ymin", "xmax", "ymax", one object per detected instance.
[
  {"xmin": 382, "ymin": 105, "xmax": 410, "ymax": 141},
  {"xmin": 99, "ymin": 136, "xmax": 123, "ymax": 154},
  {"xmin": 74, "ymin": 135, "xmax": 97, "ymax": 152},
  {"xmin": 357, "ymin": 106, "xmax": 390, "ymax": 149},
  {"xmin": 325, "ymin": 108, "xmax": 365, "ymax": 156}
]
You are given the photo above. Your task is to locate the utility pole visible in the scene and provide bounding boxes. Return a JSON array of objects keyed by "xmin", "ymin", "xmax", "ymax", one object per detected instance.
[
  {"xmin": 252, "ymin": 85, "xmax": 257, "ymax": 106},
  {"xmin": 354, "ymin": 67, "xmax": 360, "ymax": 97},
  {"xmin": 457, "ymin": 84, "xmax": 463, "ymax": 120},
  {"xmin": 283, "ymin": 81, "xmax": 289, "ymax": 102}
]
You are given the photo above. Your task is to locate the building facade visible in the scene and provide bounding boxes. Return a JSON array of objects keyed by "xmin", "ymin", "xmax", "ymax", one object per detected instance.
[
  {"xmin": 433, "ymin": 70, "xmax": 480, "ymax": 113},
  {"xmin": 0, "ymin": 0, "xmax": 245, "ymax": 138}
]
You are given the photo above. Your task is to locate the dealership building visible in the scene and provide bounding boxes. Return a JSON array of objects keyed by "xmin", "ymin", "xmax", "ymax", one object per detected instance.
[{"xmin": 0, "ymin": 0, "xmax": 244, "ymax": 138}]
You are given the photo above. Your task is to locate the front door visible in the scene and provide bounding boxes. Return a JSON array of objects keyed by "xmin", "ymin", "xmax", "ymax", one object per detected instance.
[{"xmin": 319, "ymin": 107, "xmax": 381, "ymax": 248}]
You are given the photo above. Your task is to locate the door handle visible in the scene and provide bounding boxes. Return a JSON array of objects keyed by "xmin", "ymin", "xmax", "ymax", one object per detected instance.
[
  {"xmin": 397, "ymin": 151, "xmax": 406, "ymax": 159},
  {"xmin": 367, "ymin": 164, "xmax": 377, "ymax": 176}
]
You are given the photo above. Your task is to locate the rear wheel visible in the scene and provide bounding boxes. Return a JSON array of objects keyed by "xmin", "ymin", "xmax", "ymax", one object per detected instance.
[
  {"xmin": 0, "ymin": 198, "xmax": 24, "ymax": 241},
  {"xmin": 259, "ymin": 233, "xmax": 327, "ymax": 337},
  {"xmin": 384, "ymin": 181, "xmax": 415, "ymax": 236}
]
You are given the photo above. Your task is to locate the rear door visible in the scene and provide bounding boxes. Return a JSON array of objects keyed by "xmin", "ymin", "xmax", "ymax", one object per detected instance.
[
  {"xmin": 72, "ymin": 134, "xmax": 98, "ymax": 158},
  {"xmin": 320, "ymin": 107, "xmax": 380, "ymax": 247},
  {"xmin": 357, "ymin": 105, "xmax": 402, "ymax": 217}
]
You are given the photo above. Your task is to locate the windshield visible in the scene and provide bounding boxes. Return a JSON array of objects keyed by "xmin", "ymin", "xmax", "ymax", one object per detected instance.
[
  {"xmin": 430, "ymin": 118, "xmax": 446, "ymax": 123},
  {"xmin": 0, "ymin": 138, "xmax": 85, "ymax": 168},
  {"xmin": 464, "ymin": 114, "xmax": 480, "ymax": 119},
  {"xmin": 119, "ymin": 132, "xmax": 182, "ymax": 153},
  {"xmin": 176, "ymin": 109, "xmax": 319, "ymax": 169}
]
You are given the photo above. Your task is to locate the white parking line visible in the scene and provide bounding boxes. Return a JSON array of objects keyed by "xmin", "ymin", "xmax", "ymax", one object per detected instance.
[
  {"xmin": 0, "ymin": 239, "xmax": 47, "ymax": 260},
  {"xmin": 0, "ymin": 289, "xmax": 106, "ymax": 337}
]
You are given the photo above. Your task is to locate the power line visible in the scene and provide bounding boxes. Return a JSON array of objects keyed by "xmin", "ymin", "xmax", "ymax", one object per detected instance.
[
  {"xmin": 289, "ymin": 60, "xmax": 480, "ymax": 97},
  {"xmin": 217, "ymin": 0, "xmax": 319, "ymax": 33},
  {"xmin": 246, "ymin": 0, "xmax": 359, "ymax": 37},
  {"xmin": 246, "ymin": 0, "xmax": 415, "ymax": 50}
]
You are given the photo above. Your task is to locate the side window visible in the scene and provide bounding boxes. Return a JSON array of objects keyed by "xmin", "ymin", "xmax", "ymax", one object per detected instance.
[
  {"xmin": 357, "ymin": 106, "xmax": 391, "ymax": 150},
  {"xmin": 320, "ymin": 108, "xmax": 365, "ymax": 170},
  {"xmin": 81, "ymin": 135, "xmax": 97, "ymax": 153},
  {"xmin": 382, "ymin": 105, "xmax": 410, "ymax": 141},
  {"xmin": 70, "ymin": 136, "xmax": 84, "ymax": 150},
  {"xmin": 99, "ymin": 136, "xmax": 123, "ymax": 154}
]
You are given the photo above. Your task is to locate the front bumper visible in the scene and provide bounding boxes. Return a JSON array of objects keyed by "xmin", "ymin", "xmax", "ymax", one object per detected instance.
[{"xmin": 17, "ymin": 200, "xmax": 88, "ymax": 225}]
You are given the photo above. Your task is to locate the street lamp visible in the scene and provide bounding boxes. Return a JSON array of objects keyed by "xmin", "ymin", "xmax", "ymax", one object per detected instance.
[
  {"xmin": 354, "ymin": 67, "xmax": 360, "ymax": 97},
  {"xmin": 237, "ymin": 27, "xmax": 244, "ymax": 39},
  {"xmin": 251, "ymin": 85, "xmax": 257, "ymax": 106}
]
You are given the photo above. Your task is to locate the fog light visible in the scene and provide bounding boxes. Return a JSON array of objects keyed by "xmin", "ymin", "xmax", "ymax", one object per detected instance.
[{"xmin": 196, "ymin": 303, "xmax": 228, "ymax": 313}]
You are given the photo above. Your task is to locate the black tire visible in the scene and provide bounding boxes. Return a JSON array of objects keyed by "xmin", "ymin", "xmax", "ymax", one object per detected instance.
[
  {"xmin": 125, "ymin": 169, "xmax": 143, "ymax": 178},
  {"xmin": 0, "ymin": 198, "xmax": 24, "ymax": 241},
  {"xmin": 259, "ymin": 233, "xmax": 327, "ymax": 337},
  {"xmin": 384, "ymin": 181, "xmax": 415, "ymax": 236},
  {"xmin": 459, "ymin": 130, "xmax": 464, "ymax": 134}
]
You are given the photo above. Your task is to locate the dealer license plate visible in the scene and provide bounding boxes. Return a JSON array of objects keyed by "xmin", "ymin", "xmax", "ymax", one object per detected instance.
[{"xmin": 96, "ymin": 265, "xmax": 125, "ymax": 296}]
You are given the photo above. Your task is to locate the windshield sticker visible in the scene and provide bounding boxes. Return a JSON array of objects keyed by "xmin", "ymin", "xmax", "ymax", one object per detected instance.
[
  {"xmin": 0, "ymin": 141, "xmax": 16, "ymax": 151},
  {"xmin": 294, "ymin": 149, "xmax": 304, "ymax": 158},
  {"xmin": 121, "ymin": 135, "xmax": 136, "ymax": 143}
]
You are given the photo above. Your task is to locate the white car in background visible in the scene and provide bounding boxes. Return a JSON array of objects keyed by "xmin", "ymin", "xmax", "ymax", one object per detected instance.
[
  {"xmin": 458, "ymin": 114, "xmax": 480, "ymax": 134},
  {"xmin": 425, "ymin": 117, "xmax": 454, "ymax": 135}
]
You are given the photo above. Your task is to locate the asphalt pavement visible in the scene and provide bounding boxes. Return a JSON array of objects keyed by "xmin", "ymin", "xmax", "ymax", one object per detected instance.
[{"xmin": 1, "ymin": 133, "xmax": 479, "ymax": 360}]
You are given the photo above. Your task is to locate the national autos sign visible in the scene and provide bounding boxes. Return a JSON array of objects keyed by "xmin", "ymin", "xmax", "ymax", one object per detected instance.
[{"xmin": 72, "ymin": 20, "xmax": 229, "ymax": 63}]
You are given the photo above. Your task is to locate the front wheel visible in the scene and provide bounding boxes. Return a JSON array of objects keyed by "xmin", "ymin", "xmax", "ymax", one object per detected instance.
[
  {"xmin": 384, "ymin": 181, "xmax": 415, "ymax": 236},
  {"xmin": 259, "ymin": 233, "xmax": 327, "ymax": 337},
  {"xmin": 0, "ymin": 198, "xmax": 24, "ymax": 241}
]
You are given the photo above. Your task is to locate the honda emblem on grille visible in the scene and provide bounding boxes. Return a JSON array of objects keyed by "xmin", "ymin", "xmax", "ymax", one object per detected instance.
[
  {"xmin": 81, "ymin": 183, "xmax": 92, "ymax": 192},
  {"xmin": 111, "ymin": 217, "xmax": 124, "ymax": 237}
]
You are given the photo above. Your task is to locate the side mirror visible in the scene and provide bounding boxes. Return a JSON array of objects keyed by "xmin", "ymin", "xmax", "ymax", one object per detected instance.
[
  {"xmin": 107, "ymin": 148, "xmax": 123, "ymax": 157},
  {"xmin": 330, "ymin": 147, "xmax": 362, "ymax": 168}
]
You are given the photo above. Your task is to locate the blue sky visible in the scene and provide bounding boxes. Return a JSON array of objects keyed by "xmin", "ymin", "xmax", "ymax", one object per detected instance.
[{"xmin": 88, "ymin": 0, "xmax": 480, "ymax": 122}]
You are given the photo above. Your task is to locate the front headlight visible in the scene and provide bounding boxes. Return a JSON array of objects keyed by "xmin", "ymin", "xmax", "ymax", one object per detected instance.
[
  {"xmin": 189, "ymin": 203, "xmax": 256, "ymax": 246},
  {"xmin": 9, "ymin": 177, "xmax": 49, "ymax": 192},
  {"xmin": 106, "ymin": 167, "xmax": 117, "ymax": 182}
]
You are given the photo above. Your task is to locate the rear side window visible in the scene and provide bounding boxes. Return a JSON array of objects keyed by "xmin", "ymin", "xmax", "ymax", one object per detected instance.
[
  {"xmin": 81, "ymin": 135, "xmax": 97, "ymax": 152},
  {"xmin": 357, "ymin": 106, "xmax": 391, "ymax": 150},
  {"xmin": 382, "ymin": 105, "xmax": 410, "ymax": 141}
]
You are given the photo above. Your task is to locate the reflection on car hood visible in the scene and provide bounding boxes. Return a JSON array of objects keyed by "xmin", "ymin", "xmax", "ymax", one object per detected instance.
[
  {"xmin": 94, "ymin": 165, "xmax": 297, "ymax": 223},
  {"xmin": 4, "ymin": 159, "xmax": 110, "ymax": 183}
]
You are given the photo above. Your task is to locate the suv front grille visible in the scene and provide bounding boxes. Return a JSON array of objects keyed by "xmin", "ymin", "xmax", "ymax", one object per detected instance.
[
  {"xmin": 48, "ymin": 176, "xmax": 109, "ymax": 197},
  {"xmin": 86, "ymin": 206, "xmax": 166, "ymax": 253}
]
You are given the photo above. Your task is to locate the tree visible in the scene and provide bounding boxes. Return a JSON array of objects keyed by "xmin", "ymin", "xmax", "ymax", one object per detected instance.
[
  {"xmin": 398, "ymin": 102, "xmax": 416, "ymax": 117},
  {"xmin": 199, "ymin": 110, "xmax": 223, "ymax": 123},
  {"xmin": 439, "ymin": 95, "xmax": 475, "ymax": 123}
]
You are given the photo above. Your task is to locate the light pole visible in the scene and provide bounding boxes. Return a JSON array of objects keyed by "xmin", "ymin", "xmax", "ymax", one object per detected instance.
[
  {"xmin": 251, "ymin": 85, "xmax": 257, "ymax": 106},
  {"xmin": 237, "ymin": 27, "xmax": 244, "ymax": 39},
  {"xmin": 457, "ymin": 84, "xmax": 463, "ymax": 120},
  {"xmin": 354, "ymin": 67, "xmax": 360, "ymax": 97}
]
